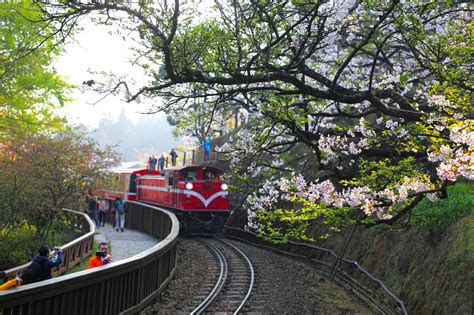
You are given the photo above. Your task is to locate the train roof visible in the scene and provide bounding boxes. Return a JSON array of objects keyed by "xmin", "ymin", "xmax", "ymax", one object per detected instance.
[
  {"xmin": 162, "ymin": 164, "xmax": 222, "ymax": 172},
  {"xmin": 110, "ymin": 164, "xmax": 221, "ymax": 176},
  {"xmin": 131, "ymin": 169, "xmax": 161, "ymax": 176}
]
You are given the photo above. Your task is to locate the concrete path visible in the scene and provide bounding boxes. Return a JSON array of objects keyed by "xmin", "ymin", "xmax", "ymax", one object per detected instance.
[{"xmin": 94, "ymin": 223, "xmax": 158, "ymax": 261}]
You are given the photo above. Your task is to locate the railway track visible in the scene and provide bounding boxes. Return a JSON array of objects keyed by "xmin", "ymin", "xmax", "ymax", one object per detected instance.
[
  {"xmin": 189, "ymin": 237, "xmax": 255, "ymax": 314},
  {"xmin": 142, "ymin": 236, "xmax": 371, "ymax": 314}
]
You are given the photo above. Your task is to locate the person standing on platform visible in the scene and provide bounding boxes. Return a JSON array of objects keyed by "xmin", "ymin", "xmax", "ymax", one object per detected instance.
[
  {"xmin": 147, "ymin": 156, "xmax": 153, "ymax": 170},
  {"xmin": 158, "ymin": 154, "xmax": 165, "ymax": 171},
  {"xmin": 86, "ymin": 195, "xmax": 100, "ymax": 228},
  {"xmin": 202, "ymin": 137, "xmax": 211, "ymax": 161},
  {"xmin": 98, "ymin": 198, "xmax": 109, "ymax": 227},
  {"xmin": 114, "ymin": 197, "xmax": 127, "ymax": 232},
  {"xmin": 170, "ymin": 148, "xmax": 178, "ymax": 166},
  {"xmin": 111, "ymin": 202, "xmax": 117, "ymax": 229}
]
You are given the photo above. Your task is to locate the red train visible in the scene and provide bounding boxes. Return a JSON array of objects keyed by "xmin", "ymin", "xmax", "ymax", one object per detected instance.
[{"xmin": 95, "ymin": 165, "xmax": 230, "ymax": 233}]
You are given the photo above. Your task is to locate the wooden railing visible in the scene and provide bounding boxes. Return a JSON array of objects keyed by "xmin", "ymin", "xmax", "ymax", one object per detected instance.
[
  {"xmin": 0, "ymin": 202, "xmax": 179, "ymax": 315},
  {"xmin": 3, "ymin": 209, "xmax": 95, "ymax": 280},
  {"xmin": 162, "ymin": 149, "xmax": 220, "ymax": 168}
]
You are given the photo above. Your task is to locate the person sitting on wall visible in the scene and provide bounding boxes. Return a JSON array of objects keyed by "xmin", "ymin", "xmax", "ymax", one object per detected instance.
[{"xmin": 87, "ymin": 242, "xmax": 113, "ymax": 269}]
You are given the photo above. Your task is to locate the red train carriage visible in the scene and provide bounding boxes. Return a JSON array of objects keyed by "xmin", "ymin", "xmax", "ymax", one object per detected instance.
[
  {"xmin": 95, "ymin": 168, "xmax": 160, "ymax": 201},
  {"xmin": 136, "ymin": 165, "xmax": 229, "ymax": 233}
]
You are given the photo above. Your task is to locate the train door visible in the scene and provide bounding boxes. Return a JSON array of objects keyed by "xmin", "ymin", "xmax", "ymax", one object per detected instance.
[
  {"xmin": 172, "ymin": 171, "xmax": 179, "ymax": 208},
  {"xmin": 128, "ymin": 173, "xmax": 138, "ymax": 200},
  {"xmin": 123, "ymin": 174, "xmax": 131, "ymax": 199},
  {"xmin": 165, "ymin": 171, "xmax": 177, "ymax": 208}
]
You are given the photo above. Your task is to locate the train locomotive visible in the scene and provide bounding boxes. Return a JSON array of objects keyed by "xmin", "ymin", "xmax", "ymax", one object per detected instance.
[{"xmin": 95, "ymin": 164, "xmax": 230, "ymax": 233}]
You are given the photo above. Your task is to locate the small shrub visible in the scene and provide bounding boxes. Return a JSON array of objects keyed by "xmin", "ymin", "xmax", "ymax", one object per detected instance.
[
  {"xmin": 0, "ymin": 217, "xmax": 83, "ymax": 270},
  {"xmin": 0, "ymin": 223, "xmax": 37, "ymax": 270},
  {"xmin": 411, "ymin": 182, "xmax": 474, "ymax": 233}
]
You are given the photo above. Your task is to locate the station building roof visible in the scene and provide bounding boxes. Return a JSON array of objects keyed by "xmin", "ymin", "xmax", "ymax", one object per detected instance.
[{"xmin": 109, "ymin": 161, "xmax": 146, "ymax": 173}]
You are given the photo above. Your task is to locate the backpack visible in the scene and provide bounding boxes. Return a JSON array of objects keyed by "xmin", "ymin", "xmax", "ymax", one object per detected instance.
[
  {"xmin": 116, "ymin": 201, "xmax": 126, "ymax": 215},
  {"xmin": 22, "ymin": 260, "xmax": 44, "ymax": 285}
]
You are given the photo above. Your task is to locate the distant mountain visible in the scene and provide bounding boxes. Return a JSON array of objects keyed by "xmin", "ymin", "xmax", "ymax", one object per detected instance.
[{"xmin": 90, "ymin": 110, "xmax": 182, "ymax": 161}]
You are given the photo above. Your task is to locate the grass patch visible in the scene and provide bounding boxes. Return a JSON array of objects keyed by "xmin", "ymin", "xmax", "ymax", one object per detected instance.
[
  {"xmin": 67, "ymin": 231, "xmax": 113, "ymax": 273},
  {"xmin": 67, "ymin": 240, "xmax": 100, "ymax": 273},
  {"xmin": 411, "ymin": 181, "xmax": 474, "ymax": 233},
  {"xmin": 67, "ymin": 240, "xmax": 112, "ymax": 274}
]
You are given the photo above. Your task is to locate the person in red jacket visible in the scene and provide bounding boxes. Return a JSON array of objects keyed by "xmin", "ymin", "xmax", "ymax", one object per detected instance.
[{"xmin": 87, "ymin": 242, "xmax": 113, "ymax": 269}]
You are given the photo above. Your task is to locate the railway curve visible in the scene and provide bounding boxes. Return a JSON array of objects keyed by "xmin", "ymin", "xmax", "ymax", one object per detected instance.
[
  {"xmin": 142, "ymin": 237, "xmax": 371, "ymax": 314},
  {"xmin": 189, "ymin": 237, "xmax": 255, "ymax": 314}
]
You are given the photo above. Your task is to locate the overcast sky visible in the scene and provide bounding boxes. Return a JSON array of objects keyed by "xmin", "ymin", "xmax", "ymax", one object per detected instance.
[
  {"xmin": 54, "ymin": 16, "xmax": 161, "ymax": 128},
  {"xmin": 54, "ymin": 1, "xmax": 216, "ymax": 129}
]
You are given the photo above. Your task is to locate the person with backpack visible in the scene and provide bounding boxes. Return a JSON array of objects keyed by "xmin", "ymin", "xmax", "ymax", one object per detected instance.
[
  {"xmin": 22, "ymin": 245, "xmax": 64, "ymax": 285},
  {"xmin": 114, "ymin": 197, "xmax": 127, "ymax": 232}
]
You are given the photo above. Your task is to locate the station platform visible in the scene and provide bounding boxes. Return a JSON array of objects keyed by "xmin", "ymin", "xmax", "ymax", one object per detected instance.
[{"xmin": 94, "ymin": 223, "xmax": 158, "ymax": 261}]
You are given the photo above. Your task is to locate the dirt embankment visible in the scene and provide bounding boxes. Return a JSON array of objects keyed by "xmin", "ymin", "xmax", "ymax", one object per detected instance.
[{"xmin": 305, "ymin": 214, "xmax": 473, "ymax": 314}]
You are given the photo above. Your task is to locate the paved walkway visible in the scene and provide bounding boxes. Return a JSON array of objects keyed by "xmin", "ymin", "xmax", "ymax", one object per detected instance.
[{"xmin": 94, "ymin": 223, "xmax": 158, "ymax": 261}]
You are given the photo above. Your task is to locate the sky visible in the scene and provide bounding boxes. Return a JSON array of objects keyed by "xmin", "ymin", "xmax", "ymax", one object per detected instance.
[
  {"xmin": 54, "ymin": 0, "xmax": 217, "ymax": 129},
  {"xmin": 54, "ymin": 16, "xmax": 161, "ymax": 128}
]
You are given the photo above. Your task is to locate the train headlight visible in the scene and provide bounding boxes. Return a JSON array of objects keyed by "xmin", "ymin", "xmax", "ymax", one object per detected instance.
[
  {"xmin": 185, "ymin": 182, "xmax": 193, "ymax": 190},
  {"xmin": 221, "ymin": 183, "xmax": 228, "ymax": 191}
]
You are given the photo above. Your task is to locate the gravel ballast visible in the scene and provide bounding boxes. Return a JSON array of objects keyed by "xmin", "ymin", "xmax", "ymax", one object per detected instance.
[{"xmin": 142, "ymin": 237, "xmax": 370, "ymax": 314}]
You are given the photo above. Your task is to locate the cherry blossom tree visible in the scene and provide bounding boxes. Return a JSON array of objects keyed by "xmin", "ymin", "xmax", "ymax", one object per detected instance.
[{"xmin": 38, "ymin": 0, "xmax": 473, "ymax": 238}]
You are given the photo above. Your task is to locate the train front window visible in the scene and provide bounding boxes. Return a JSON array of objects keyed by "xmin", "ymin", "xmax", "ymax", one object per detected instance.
[
  {"xmin": 202, "ymin": 169, "xmax": 218, "ymax": 181},
  {"xmin": 182, "ymin": 170, "xmax": 197, "ymax": 182}
]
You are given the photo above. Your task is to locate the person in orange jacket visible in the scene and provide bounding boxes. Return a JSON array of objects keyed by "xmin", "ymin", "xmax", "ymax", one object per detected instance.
[
  {"xmin": 0, "ymin": 271, "xmax": 22, "ymax": 290},
  {"xmin": 87, "ymin": 242, "xmax": 113, "ymax": 269}
]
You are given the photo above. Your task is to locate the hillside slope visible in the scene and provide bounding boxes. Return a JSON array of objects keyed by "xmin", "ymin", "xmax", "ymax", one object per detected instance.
[{"xmin": 309, "ymin": 213, "xmax": 473, "ymax": 314}]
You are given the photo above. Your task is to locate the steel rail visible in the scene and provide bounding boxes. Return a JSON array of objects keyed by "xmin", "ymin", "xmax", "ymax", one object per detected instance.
[
  {"xmin": 191, "ymin": 238, "xmax": 228, "ymax": 315},
  {"xmin": 225, "ymin": 226, "xmax": 407, "ymax": 315},
  {"xmin": 217, "ymin": 237, "xmax": 255, "ymax": 315}
]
